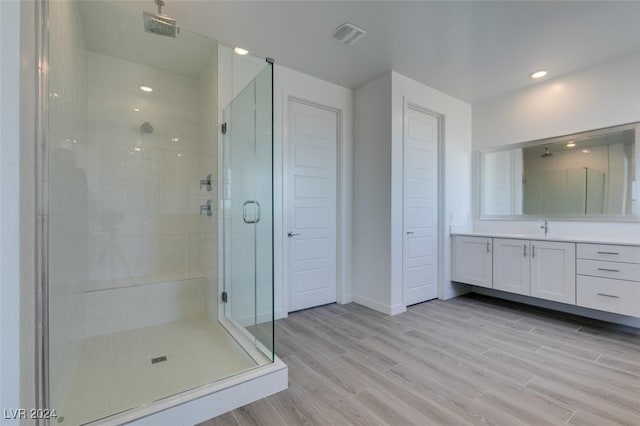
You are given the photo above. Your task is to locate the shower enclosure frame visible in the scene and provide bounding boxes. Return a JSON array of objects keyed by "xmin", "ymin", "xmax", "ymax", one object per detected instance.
[
  {"xmin": 35, "ymin": 0, "xmax": 50, "ymax": 419},
  {"xmin": 32, "ymin": 1, "xmax": 282, "ymax": 424}
]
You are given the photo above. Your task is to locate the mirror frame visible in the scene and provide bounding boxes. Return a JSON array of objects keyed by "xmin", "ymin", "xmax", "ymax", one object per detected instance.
[{"xmin": 479, "ymin": 122, "xmax": 640, "ymax": 222}]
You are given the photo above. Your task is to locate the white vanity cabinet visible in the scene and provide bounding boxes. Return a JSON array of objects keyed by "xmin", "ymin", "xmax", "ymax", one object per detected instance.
[
  {"xmin": 576, "ymin": 244, "xmax": 640, "ymax": 317},
  {"xmin": 493, "ymin": 238, "xmax": 530, "ymax": 295},
  {"xmin": 529, "ymin": 240, "xmax": 576, "ymax": 304},
  {"xmin": 452, "ymin": 233, "xmax": 639, "ymax": 319},
  {"xmin": 452, "ymin": 236, "xmax": 493, "ymax": 288},
  {"xmin": 492, "ymin": 238, "xmax": 575, "ymax": 302}
]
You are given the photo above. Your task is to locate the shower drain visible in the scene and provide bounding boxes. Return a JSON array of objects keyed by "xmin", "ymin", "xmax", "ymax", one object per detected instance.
[{"xmin": 151, "ymin": 355, "xmax": 168, "ymax": 365}]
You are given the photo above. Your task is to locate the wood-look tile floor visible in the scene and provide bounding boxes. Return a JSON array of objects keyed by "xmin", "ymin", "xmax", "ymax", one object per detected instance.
[{"xmin": 199, "ymin": 294, "xmax": 640, "ymax": 426}]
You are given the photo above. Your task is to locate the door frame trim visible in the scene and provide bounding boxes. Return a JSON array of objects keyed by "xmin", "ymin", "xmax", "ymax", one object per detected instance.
[
  {"xmin": 402, "ymin": 99, "xmax": 445, "ymax": 306},
  {"xmin": 283, "ymin": 96, "xmax": 342, "ymax": 313}
]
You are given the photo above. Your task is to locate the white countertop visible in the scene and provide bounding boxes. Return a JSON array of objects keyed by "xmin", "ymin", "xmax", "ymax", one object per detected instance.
[{"xmin": 450, "ymin": 232, "xmax": 640, "ymax": 247}]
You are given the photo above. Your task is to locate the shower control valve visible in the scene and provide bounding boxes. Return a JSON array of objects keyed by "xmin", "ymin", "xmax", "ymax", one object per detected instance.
[
  {"xmin": 200, "ymin": 199, "xmax": 214, "ymax": 217},
  {"xmin": 200, "ymin": 173, "xmax": 213, "ymax": 191}
]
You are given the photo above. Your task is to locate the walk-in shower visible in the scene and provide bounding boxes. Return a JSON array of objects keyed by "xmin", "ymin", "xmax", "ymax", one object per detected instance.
[{"xmin": 39, "ymin": 0, "xmax": 275, "ymax": 424}]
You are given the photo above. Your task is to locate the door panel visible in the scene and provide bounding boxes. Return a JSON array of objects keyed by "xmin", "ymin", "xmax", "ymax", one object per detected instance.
[
  {"xmin": 403, "ymin": 107, "xmax": 439, "ymax": 305},
  {"xmin": 453, "ymin": 236, "xmax": 493, "ymax": 288},
  {"xmin": 531, "ymin": 241, "xmax": 576, "ymax": 304},
  {"xmin": 222, "ymin": 65, "xmax": 274, "ymax": 357},
  {"xmin": 287, "ymin": 100, "xmax": 338, "ymax": 312},
  {"xmin": 493, "ymin": 238, "xmax": 530, "ymax": 296}
]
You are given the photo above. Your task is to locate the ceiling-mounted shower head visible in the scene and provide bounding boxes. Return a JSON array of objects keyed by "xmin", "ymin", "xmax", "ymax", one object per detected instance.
[
  {"xmin": 143, "ymin": 0, "xmax": 177, "ymax": 38},
  {"xmin": 540, "ymin": 147, "xmax": 553, "ymax": 158}
]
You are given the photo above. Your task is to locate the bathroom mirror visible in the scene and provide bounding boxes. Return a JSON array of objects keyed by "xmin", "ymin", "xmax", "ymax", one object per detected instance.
[{"xmin": 480, "ymin": 122, "xmax": 639, "ymax": 220}]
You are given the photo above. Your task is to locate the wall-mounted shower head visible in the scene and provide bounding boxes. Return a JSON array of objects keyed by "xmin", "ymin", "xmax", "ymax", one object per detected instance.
[
  {"xmin": 540, "ymin": 147, "xmax": 553, "ymax": 158},
  {"xmin": 143, "ymin": 0, "xmax": 177, "ymax": 38},
  {"xmin": 140, "ymin": 122, "xmax": 154, "ymax": 134}
]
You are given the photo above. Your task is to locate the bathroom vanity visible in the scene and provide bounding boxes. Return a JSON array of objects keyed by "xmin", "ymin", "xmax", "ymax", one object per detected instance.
[{"xmin": 452, "ymin": 233, "xmax": 640, "ymax": 318}]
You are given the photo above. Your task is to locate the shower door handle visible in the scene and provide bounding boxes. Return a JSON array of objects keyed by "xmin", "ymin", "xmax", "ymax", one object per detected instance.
[{"xmin": 243, "ymin": 200, "xmax": 261, "ymax": 224}]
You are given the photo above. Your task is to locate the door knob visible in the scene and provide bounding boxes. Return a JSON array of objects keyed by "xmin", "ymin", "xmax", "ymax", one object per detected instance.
[
  {"xmin": 288, "ymin": 232, "xmax": 300, "ymax": 237},
  {"xmin": 406, "ymin": 231, "xmax": 415, "ymax": 235}
]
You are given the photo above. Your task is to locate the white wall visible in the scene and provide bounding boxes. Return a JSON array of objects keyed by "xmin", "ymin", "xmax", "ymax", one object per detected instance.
[
  {"xmin": 474, "ymin": 52, "xmax": 640, "ymax": 149},
  {"xmin": 274, "ymin": 64, "xmax": 355, "ymax": 317},
  {"xmin": 352, "ymin": 73, "xmax": 393, "ymax": 311},
  {"xmin": 473, "ymin": 51, "xmax": 640, "ymax": 238}
]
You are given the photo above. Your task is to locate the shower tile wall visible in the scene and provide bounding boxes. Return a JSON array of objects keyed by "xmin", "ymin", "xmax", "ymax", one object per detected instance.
[
  {"xmin": 78, "ymin": 51, "xmax": 215, "ymax": 336},
  {"xmin": 197, "ymin": 52, "xmax": 220, "ymax": 324}
]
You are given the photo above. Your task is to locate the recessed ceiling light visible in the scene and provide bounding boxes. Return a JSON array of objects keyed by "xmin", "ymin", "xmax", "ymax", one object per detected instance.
[
  {"xmin": 530, "ymin": 70, "xmax": 548, "ymax": 79},
  {"xmin": 171, "ymin": 137, "xmax": 180, "ymax": 143},
  {"xmin": 234, "ymin": 47, "xmax": 249, "ymax": 55},
  {"xmin": 140, "ymin": 86, "xmax": 153, "ymax": 92},
  {"xmin": 566, "ymin": 142, "xmax": 576, "ymax": 148},
  {"xmin": 133, "ymin": 108, "xmax": 140, "ymax": 112},
  {"xmin": 582, "ymin": 149, "xmax": 591, "ymax": 154},
  {"xmin": 134, "ymin": 147, "xmax": 142, "ymax": 152}
]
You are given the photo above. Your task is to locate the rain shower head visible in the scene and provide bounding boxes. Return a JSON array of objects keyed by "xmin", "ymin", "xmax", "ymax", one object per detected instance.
[
  {"xmin": 540, "ymin": 147, "xmax": 553, "ymax": 158},
  {"xmin": 143, "ymin": 0, "xmax": 177, "ymax": 38}
]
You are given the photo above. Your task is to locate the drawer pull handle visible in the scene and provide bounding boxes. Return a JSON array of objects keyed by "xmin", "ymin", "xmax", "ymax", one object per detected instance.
[
  {"xmin": 597, "ymin": 268, "xmax": 620, "ymax": 272},
  {"xmin": 597, "ymin": 251, "xmax": 619, "ymax": 255},
  {"xmin": 597, "ymin": 293, "xmax": 620, "ymax": 299}
]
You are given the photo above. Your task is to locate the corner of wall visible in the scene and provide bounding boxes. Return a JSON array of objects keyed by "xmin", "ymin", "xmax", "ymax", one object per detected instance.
[{"xmin": 352, "ymin": 71, "xmax": 393, "ymax": 310}]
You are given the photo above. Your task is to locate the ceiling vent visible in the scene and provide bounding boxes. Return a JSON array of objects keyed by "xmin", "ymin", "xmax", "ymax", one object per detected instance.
[{"xmin": 331, "ymin": 22, "xmax": 366, "ymax": 45}]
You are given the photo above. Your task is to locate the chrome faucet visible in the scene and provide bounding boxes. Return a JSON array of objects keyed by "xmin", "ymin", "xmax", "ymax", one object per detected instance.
[{"xmin": 540, "ymin": 220, "xmax": 549, "ymax": 236}]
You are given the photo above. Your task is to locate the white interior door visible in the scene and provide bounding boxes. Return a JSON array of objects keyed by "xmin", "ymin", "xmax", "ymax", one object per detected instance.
[
  {"xmin": 287, "ymin": 99, "xmax": 337, "ymax": 312},
  {"xmin": 403, "ymin": 106, "xmax": 439, "ymax": 306}
]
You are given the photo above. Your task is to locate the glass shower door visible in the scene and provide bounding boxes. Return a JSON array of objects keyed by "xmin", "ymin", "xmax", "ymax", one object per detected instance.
[{"xmin": 222, "ymin": 64, "xmax": 274, "ymax": 360}]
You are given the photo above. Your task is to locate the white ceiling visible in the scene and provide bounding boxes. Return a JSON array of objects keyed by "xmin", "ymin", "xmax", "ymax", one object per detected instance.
[{"xmin": 103, "ymin": 1, "xmax": 640, "ymax": 103}]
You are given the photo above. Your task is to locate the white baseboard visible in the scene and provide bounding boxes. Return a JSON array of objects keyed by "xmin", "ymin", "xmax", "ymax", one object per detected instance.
[
  {"xmin": 352, "ymin": 294, "xmax": 406, "ymax": 316},
  {"xmin": 442, "ymin": 282, "xmax": 472, "ymax": 300},
  {"xmin": 116, "ymin": 358, "xmax": 288, "ymax": 426},
  {"xmin": 472, "ymin": 287, "xmax": 640, "ymax": 329},
  {"xmin": 337, "ymin": 293, "xmax": 353, "ymax": 304}
]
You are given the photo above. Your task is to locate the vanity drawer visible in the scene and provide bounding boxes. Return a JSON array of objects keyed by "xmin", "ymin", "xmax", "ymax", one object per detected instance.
[
  {"xmin": 577, "ymin": 276, "xmax": 640, "ymax": 317},
  {"xmin": 577, "ymin": 244, "xmax": 640, "ymax": 264},
  {"xmin": 577, "ymin": 259, "xmax": 640, "ymax": 282}
]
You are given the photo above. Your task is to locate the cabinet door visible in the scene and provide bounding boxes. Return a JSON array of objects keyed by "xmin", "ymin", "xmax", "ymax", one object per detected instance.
[
  {"xmin": 530, "ymin": 240, "xmax": 576, "ymax": 304},
  {"xmin": 493, "ymin": 238, "xmax": 530, "ymax": 296},
  {"xmin": 453, "ymin": 236, "xmax": 493, "ymax": 288}
]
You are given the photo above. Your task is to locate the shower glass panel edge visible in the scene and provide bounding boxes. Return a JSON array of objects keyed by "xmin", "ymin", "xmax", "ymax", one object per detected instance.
[
  {"xmin": 39, "ymin": 0, "xmax": 275, "ymax": 424},
  {"xmin": 220, "ymin": 63, "xmax": 274, "ymax": 363}
]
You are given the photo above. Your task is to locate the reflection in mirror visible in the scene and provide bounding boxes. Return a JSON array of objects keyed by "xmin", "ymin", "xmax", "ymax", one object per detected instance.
[{"xmin": 481, "ymin": 123, "xmax": 639, "ymax": 219}]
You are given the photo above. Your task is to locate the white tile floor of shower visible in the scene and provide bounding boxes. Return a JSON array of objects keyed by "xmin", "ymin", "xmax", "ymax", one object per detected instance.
[{"xmin": 60, "ymin": 318, "xmax": 257, "ymax": 426}]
